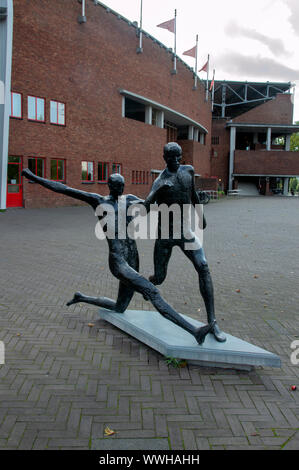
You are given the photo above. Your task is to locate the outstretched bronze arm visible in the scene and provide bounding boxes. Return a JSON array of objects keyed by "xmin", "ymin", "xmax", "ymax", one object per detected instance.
[
  {"xmin": 22, "ymin": 169, "xmax": 102, "ymax": 210},
  {"xmin": 142, "ymin": 179, "xmax": 174, "ymax": 212}
]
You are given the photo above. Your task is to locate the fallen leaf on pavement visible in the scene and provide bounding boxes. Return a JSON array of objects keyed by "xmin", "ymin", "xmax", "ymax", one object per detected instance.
[{"xmin": 104, "ymin": 426, "xmax": 116, "ymax": 436}]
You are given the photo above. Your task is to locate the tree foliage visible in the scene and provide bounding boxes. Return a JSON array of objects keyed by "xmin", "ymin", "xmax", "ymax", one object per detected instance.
[{"xmin": 290, "ymin": 121, "xmax": 299, "ymax": 152}]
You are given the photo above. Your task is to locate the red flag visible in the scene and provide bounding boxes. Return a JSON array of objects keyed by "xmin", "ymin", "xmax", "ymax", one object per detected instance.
[
  {"xmin": 209, "ymin": 76, "xmax": 214, "ymax": 92},
  {"xmin": 157, "ymin": 17, "xmax": 175, "ymax": 33},
  {"xmin": 183, "ymin": 45, "xmax": 197, "ymax": 58},
  {"xmin": 198, "ymin": 60, "xmax": 208, "ymax": 73}
]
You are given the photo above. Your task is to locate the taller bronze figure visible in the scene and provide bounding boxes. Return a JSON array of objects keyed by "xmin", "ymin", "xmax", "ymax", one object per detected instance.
[{"xmin": 147, "ymin": 142, "xmax": 226, "ymax": 343}]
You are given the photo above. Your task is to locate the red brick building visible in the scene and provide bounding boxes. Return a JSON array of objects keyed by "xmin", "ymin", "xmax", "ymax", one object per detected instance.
[
  {"xmin": 2, "ymin": 1, "xmax": 299, "ymax": 209},
  {"xmin": 210, "ymin": 81, "xmax": 299, "ymax": 195},
  {"xmin": 6, "ymin": 0, "xmax": 211, "ymax": 208}
]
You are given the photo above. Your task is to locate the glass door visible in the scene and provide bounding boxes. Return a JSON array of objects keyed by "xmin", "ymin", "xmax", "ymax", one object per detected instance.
[{"xmin": 7, "ymin": 156, "xmax": 23, "ymax": 207}]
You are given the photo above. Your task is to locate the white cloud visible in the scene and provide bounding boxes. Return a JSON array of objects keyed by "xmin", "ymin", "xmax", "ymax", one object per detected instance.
[
  {"xmin": 216, "ymin": 52, "xmax": 299, "ymax": 80},
  {"xmin": 224, "ymin": 21, "xmax": 290, "ymax": 57},
  {"xmin": 283, "ymin": 0, "xmax": 299, "ymax": 36}
]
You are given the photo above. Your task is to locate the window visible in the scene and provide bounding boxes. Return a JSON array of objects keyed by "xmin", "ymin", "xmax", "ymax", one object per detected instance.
[
  {"xmin": 10, "ymin": 92, "xmax": 22, "ymax": 118},
  {"xmin": 98, "ymin": 162, "xmax": 109, "ymax": 182},
  {"xmin": 111, "ymin": 163, "xmax": 122, "ymax": 174},
  {"xmin": 28, "ymin": 157, "xmax": 45, "ymax": 177},
  {"xmin": 124, "ymin": 97, "xmax": 145, "ymax": 122},
  {"xmin": 164, "ymin": 121, "xmax": 177, "ymax": 142},
  {"xmin": 152, "ymin": 109, "xmax": 158, "ymax": 126},
  {"xmin": 132, "ymin": 170, "xmax": 149, "ymax": 184},
  {"xmin": 50, "ymin": 100, "xmax": 65, "ymax": 126},
  {"xmin": 81, "ymin": 161, "xmax": 94, "ymax": 182},
  {"xmin": 28, "ymin": 96, "xmax": 45, "ymax": 122},
  {"xmin": 211, "ymin": 136, "xmax": 220, "ymax": 145},
  {"xmin": 51, "ymin": 159, "xmax": 65, "ymax": 181}
]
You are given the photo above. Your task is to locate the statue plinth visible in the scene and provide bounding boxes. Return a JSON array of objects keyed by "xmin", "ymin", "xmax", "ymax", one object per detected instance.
[{"xmin": 98, "ymin": 308, "xmax": 281, "ymax": 370}]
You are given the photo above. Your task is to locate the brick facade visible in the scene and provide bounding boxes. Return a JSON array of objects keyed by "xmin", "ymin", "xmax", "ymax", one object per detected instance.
[
  {"xmin": 234, "ymin": 150, "xmax": 299, "ymax": 175},
  {"xmin": 210, "ymin": 118, "xmax": 230, "ymax": 190},
  {"xmin": 8, "ymin": 0, "xmax": 211, "ymax": 208},
  {"xmin": 210, "ymin": 92, "xmax": 297, "ymax": 191},
  {"xmin": 233, "ymin": 93, "xmax": 293, "ymax": 125}
]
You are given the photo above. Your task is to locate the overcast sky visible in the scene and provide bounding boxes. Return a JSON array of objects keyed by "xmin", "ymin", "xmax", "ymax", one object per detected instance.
[{"xmin": 97, "ymin": 0, "xmax": 299, "ymax": 122}]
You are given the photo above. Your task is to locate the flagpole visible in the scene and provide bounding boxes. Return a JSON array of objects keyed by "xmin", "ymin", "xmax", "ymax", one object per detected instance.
[
  {"xmin": 172, "ymin": 9, "xmax": 177, "ymax": 74},
  {"xmin": 211, "ymin": 69, "xmax": 215, "ymax": 111},
  {"xmin": 137, "ymin": 0, "xmax": 143, "ymax": 53},
  {"xmin": 205, "ymin": 54, "xmax": 210, "ymax": 101},
  {"xmin": 194, "ymin": 34, "xmax": 198, "ymax": 89}
]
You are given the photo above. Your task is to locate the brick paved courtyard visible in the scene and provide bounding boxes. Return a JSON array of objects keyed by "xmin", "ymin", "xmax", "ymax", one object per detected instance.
[{"xmin": 0, "ymin": 196, "xmax": 299, "ymax": 450}]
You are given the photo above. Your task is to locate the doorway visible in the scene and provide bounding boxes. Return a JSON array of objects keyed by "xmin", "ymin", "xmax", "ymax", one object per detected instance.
[{"xmin": 7, "ymin": 156, "xmax": 23, "ymax": 207}]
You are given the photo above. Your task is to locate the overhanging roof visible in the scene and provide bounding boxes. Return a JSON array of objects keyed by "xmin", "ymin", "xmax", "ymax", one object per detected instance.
[
  {"xmin": 120, "ymin": 89, "xmax": 208, "ymax": 133},
  {"xmin": 212, "ymin": 80, "xmax": 293, "ymax": 119},
  {"xmin": 226, "ymin": 122, "xmax": 299, "ymax": 134}
]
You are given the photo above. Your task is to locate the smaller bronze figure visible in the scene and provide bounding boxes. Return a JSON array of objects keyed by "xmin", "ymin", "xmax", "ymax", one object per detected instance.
[{"xmin": 21, "ymin": 169, "xmax": 214, "ymax": 345}]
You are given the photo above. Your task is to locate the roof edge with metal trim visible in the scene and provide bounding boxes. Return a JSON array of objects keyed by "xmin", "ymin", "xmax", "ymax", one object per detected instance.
[
  {"xmin": 226, "ymin": 122, "xmax": 299, "ymax": 132},
  {"xmin": 120, "ymin": 89, "xmax": 209, "ymax": 134},
  {"xmin": 233, "ymin": 173, "xmax": 299, "ymax": 177}
]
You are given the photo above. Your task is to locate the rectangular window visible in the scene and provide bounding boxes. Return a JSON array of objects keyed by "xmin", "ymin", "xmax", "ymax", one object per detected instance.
[
  {"xmin": 152, "ymin": 109, "xmax": 158, "ymax": 126},
  {"xmin": 28, "ymin": 96, "xmax": 45, "ymax": 122},
  {"xmin": 51, "ymin": 159, "xmax": 65, "ymax": 181},
  {"xmin": 50, "ymin": 100, "xmax": 65, "ymax": 125},
  {"xmin": 112, "ymin": 163, "xmax": 122, "ymax": 174},
  {"xmin": 124, "ymin": 97, "xmax": 145, "ymax": 123},
  {"xmin": 10, "ymin": 92, "xmax": 22, "ymax": 118},
  {"xmin": 81, "ymin": 161, "xmax": 94, "ymax": 182},
  {"xmin": 28, "ymin": 157, "xmax": 45, "ymax": 177},
  {"xmin": 98, "ymin": 162, "xmax": 109, "ymax": 182},
  {"xmin": 211, "ymin": 136, "xmax": 219, "ymax": 145}
]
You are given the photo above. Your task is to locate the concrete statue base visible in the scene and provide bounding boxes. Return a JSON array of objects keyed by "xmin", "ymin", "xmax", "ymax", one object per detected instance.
[{"xmin": 98, "ymin": 308, "xmax": 281, "ymax": 370}]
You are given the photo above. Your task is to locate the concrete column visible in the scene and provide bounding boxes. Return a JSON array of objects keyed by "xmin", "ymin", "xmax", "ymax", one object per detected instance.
[
  {"xmin": 266, "ymin": 127, "xmax": 272, "ymax": 151},
  {"xmin": 188, "ymin": 126, "xmax": 194, "ymax": 140},
  {"xmin": 145, "ymin": 105, "xmax": 152, "ymax": 125},
  {"xmin": 253, "ymin": 132, "xmax": 259, "ymax": 144},
  {"xmin": 121, "ymin": 96, "xmax": 125, "ymax": 117},
  {"xmin": 193, "ymin": 128, "xmax": 199, "ymax": 142},
  {"xmin": 283, "ymin": 177, "xmax": 289, "ymax": 195},
  {"xmin": 265, "ymin": 177, "xmax": 271, "ymax": 196},
  {"xmin": 285, "ymin": 134, "xmax": 291, "ymax": 151},
  {"xmin": 200, "ymin": 133, "xmax": 205, "ymax": 145},
  {"xmin": 0, "ymin": 0, "xmax": 13, "ymax": 210},
  {"xmin": 156, "ymin": 110, "xmax": 164, "ymax": 129},
  {"xmin": 229, "ymin": 126, "xmax": 236, "ymax": 191}
]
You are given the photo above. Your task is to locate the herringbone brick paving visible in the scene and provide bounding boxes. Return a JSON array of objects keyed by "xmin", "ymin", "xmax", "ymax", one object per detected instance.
[{"xmin": 0, "ymin": 197, "xmax": 298, "ymax": 450}]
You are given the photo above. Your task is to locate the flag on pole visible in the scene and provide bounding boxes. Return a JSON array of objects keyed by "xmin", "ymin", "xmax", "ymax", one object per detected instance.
[
  {"xmin": 183, "ymin": 35, "xmax": 199, "ymax": 89},
  {"xmin": 183, "ymin": 45, "xmax": 197, "ymax": 58},
  {"xmin": 198, "ymin": 59, "xmax": 208, "ymax": 73},
  {"xmin": 157, "ymin": 17, "xmax": 175, "ymax": 33},
  {"xmin": 209, "ymin": 71, "xmax": 215, "ymax": 92},
  {"xmin": 157, "ymin": 11, "xmax": 177, "ymax": 74}
]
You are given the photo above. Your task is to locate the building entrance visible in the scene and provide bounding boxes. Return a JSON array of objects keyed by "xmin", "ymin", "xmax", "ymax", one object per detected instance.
[{"xmin": 7, "ymin": 156, "xmax": 23, "ymax": 207}]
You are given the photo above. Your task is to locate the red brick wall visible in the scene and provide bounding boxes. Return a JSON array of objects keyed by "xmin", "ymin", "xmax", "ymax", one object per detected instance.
[
  {"xmin": 210, "ymin": 119, "xmax": 230, "ymax": 190},
  {"xmin": 179, "ymin": 140, "xmax": 211, "ymax": 176},
  {"xmin": 233, "ymin": 94, "xmax": 293, "ymax": 125},
  {"xmin": 195, "ymin": 177, "xmax": 217, "ymax": 191},
  {"xmin": 9, "ymin": 0, "xmax": 211, "ymax": 208},
  {"xmin": 234, "ymin": 150, "xmax": 299, "ymax": 175}
]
